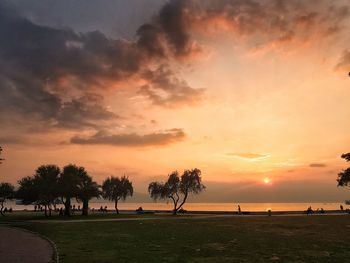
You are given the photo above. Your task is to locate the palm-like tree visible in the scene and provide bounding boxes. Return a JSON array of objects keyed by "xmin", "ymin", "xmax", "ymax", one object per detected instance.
[
  {"xmin": 34, "ymin": 165, "xmax": 60, "ymax": 217},
  {"xmin": 102, "ymin": 176, "xmax": 133, "ymax": 214},
  {"xmin": 77, "ymin": 174, "xmax": 100, "ymax": 216},
  {"xmin": 59, "ymin": 164, "xmax": 86, "ymax": 216}
]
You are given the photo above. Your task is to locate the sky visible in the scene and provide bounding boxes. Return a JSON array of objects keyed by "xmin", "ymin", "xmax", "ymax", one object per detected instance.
[{"xmin": 1, "ymin": 0, "xmax": 350, "ymax": 202}]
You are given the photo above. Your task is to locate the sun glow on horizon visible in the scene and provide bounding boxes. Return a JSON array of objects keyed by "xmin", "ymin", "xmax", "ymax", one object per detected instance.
[{"xmin": 264, "ymin": 178, "xmax": 271, "ymax": 184}]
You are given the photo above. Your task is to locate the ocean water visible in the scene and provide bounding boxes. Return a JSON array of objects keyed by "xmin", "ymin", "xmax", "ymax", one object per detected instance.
[{"xmin": 3, "ymin": 201, "xmax": 348, "ymax": 212}]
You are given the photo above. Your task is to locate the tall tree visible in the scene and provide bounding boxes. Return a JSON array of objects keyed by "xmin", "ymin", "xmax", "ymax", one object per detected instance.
[
  {"xmin": 34, "ymin": 165, "xmax": 60, "ymax": 217},
  {"xmin": 102, "ymin": 176, "xmax": 133, "ymax": 214},
  {"xmin": 58, "ymin": 164, "xmax": 86, "ymax": 216},
  {"xmin": 77, "ymin": 174, "xmax": 100, "ymax": 216},
  {"xmin": 337, "ymin": 153, "xmax": 350, "ymax": 187},
  {"xmin": 17, "ymin": 165, "xmax": 60, "ymax": 217},
  {"xmin": 0, "ymin": 183, "xmax": 15, "ymax": 216},
  {"xmin": 149, "ymin": 168, "xmax": 205, "ymax": 215},
  {"xmin": 17, "ymin": 176, "xmax": 39, "ymax": 206}
]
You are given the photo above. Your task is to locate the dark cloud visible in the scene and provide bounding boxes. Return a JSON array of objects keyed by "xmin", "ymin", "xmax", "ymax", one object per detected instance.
[
  {"xmin": 56, "ymin": 93, "xmax": 118, "ymax": 129},
  {"xmin": 0, "ymin": 1, "xmax": 205, "ymax": 134},
  {"xmin": 1, "ymin": 0, "xmax": 349, "ymax": 135},
  {"xmin": 138, "ymin": 0, "xmax": 350, "ymax": 57},
  {"xmin": 137, "ymin": 0, "xmax": 200, "ymax": 58},
  {"xmin": 309, "ymin": 163, "xmax": 327, "ymax": 168},
  {"xmin": 70, "ymin": 128, "xmax": 186, "ymax": 146},
  {"xmin": 139, "ymin": 65, "xmax": 205, "ymax": 107},
  {"xmin": 0, "ymin": 2, "xmax": 140, "ymax": 130}
]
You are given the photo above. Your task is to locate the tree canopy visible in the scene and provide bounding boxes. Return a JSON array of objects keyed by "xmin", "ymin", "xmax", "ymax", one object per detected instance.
[
  {"xmin": 58, "ymin": 164, "xmax": 87, "ymax": 216},
  {"xmin": 17, "ymin": 176, "xmax": 39, "ymax": 205},
  {"xmin": 77, "ymin": 173, "xmax": 100, "ymax": 216},
  {"xmin": 0, "ymin": 182, "xmax": 15, "ymax": 216},
  {"xmin": 17, "ymin": 165, "xmax": 60, "ymax": 217},
  {"xmin": 337, "ymin": 153, "xmax": 350, "ymax": 187},
  {"xmin": 102, "ymin": 176, "xmax": 133, "ymax": 214},
  {"xmin": 17, "ymin": 164, "xmax": 99, "ymax": 216},
  {"xmin": 148, "ymin": 168, "xmax": 205, "ymax": 214}
]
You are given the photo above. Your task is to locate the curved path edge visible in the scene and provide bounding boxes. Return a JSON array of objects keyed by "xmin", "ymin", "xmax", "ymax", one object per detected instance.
[
  {"xmin": 0, "ymin": 225, "xmax": 59, "ymax": 263},
  {"xmin": 15, "ymin": 226, "xmax": 59, "ymax": 263}
]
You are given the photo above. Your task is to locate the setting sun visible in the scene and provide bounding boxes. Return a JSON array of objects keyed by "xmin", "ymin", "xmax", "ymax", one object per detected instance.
[{"xmin": 264, "ymin": 178, "xmax": 270, "ymax": 184}]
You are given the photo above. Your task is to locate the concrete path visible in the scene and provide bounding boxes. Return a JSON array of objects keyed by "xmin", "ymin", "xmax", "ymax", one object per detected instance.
[{"xmin": 0, "ymin": 226, "xmax": 54, "ymax": 263}]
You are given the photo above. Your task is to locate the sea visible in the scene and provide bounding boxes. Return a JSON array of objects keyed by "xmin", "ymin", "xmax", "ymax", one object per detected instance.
[{"xmin": 3, "ymin": 201, "xmax": 348, "ymax": 212}]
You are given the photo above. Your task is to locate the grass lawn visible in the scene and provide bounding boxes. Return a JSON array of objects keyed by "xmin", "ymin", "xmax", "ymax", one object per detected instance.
[
  {"xmin": 3, "ymin": 214, "xmax": 350, "ymax": 262},
  {"xmin": 0, "ymin": 211, "xmax": 159, "ymax": 222}
]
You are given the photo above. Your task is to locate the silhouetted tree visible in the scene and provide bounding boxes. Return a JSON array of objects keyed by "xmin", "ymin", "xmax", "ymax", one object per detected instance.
[
  {"xmin": 102, "ymin": 176, "xmax": 133, "ymax": 214},
  {"xmin": 34, "ymin": 165, "xmax": 60, "ymax": 217},
  {"xmin": 337, "ymin": 153, "xmax": 350, "ymax": 187},
  {"xmin": 77, "ymin": 174, "xmax": 100, "ymax": 216},
  {"xmin": 0, "ymin": 183, "xmax": 15, "ymax": 216},
  {"xmin": 58, "ymin": 164, "xmax": 85, "ymax": 216},
  {"xmin": 17, "ymin": 176, "xmax": 39, "ymax": 206},
  {"xmin": 148, "ymin": 168, "xmax": 205, "ymax": 215},
  {"xmin": 17, "ymin": 165, "xmax": 60, "ymax": 217}
]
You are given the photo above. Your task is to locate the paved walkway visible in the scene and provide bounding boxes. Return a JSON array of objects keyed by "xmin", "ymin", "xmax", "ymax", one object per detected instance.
[{"xmin": 0, "ymin": 226, "xmax": 54, "ymax": 263}]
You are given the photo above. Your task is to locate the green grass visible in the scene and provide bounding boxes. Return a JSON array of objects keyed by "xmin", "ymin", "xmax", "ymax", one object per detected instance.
[
  {"xmin": 0, "ymin": 211, "xmax": 158, "ymax": 222},
  {"xmin": 4, "ymin": 213, "xmax": 350, "ymax": 263}
]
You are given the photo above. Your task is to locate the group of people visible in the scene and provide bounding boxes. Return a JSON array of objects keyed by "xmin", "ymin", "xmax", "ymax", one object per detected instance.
[
  {"xmin": 35, "ymin": 204, "xmax": 83, "ymax": 216},
  {"xmin": 95, "ymin": 206, "xmax": 108, "ymax": 213},
  {"xmin": 1, "ymin": 207, "xmax": 13, "ymax": 213},
  {"xmin": 306, "ymin": 206, "xmax": 325, "ymax": 214}
]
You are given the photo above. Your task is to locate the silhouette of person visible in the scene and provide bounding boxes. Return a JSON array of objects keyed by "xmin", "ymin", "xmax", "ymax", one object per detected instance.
[
  {"xmin": 340, "ymin": 205, "xmax": 344, "ymax": 211},
  {"xmin": 238, "ymin": 205, "xmax": 241, "ymax": 215}
]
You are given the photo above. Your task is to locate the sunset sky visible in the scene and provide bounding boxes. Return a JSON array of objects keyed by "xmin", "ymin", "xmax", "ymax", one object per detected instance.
[{"xmin": 1, "ymin": 0, "xmax": 350, "ymax": 202}]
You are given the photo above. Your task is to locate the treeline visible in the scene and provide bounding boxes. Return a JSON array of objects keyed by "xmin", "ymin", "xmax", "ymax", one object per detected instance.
[{"xmin": 0, "ymin": 163, "xmax": 205, "ymax": 217}]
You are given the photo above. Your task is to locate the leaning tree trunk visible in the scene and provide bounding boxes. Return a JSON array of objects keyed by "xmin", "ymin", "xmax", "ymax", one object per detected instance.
[
  {"xmin": 82, "ymin": 199, "xmax": 89, "ymax": 216},
  {"xmin": 172, "ymin": 199, "xmax": 177, "ymax": 215},
  {"xmin": 115, "ymin": 200, "xmax": 119, "ymax": 214},
  {"xmin": 170, "ymin": 195, "xmax": 179, "ymax": 215},
  {"xmin": 64, "ymin": 198, "xmax": 71, "ymax": 216},
  {"xmin": 174, "ymin": 191, "xmax": 188, "ymax": 215},
  {"xmin": 0, "ymin": 201, "xmax": 4, "ymax": 216}
]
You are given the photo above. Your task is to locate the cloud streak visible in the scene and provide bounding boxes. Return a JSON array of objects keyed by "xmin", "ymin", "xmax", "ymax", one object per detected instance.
[
  {"xmin": 70, "ymin": 128, "xmax": 186, "ymax": 146},
  {"xmin": 226, "ymin": 153, "xmax": 270, "ymax": 161},
  {"xmin": 309, "ymin": 163, "xmax": 327, "ymax": 168}
]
